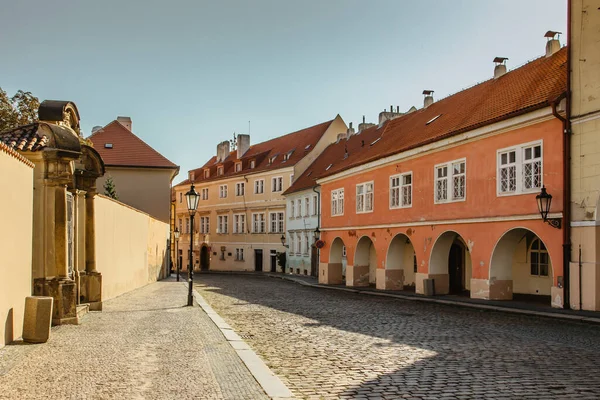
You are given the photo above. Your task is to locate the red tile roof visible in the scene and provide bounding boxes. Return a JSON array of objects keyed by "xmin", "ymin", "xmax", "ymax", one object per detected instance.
[
  {"xmin": 286, "ymin": 48, "xmax": 567, "ymax": 194},
  {"xmin": 0, "ymin": 123, "xmax": 50, "ymax": 152},
  {"xmin": 88, "ymin": 121, "xmax": 178, "ymax": 169},
  {"xmin": 175, "ymin": 118, "xmax": 336, "ymax": 187}
]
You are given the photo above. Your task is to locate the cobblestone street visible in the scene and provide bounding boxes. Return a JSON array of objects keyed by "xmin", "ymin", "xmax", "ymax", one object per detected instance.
[
  {"xmin": 195, "ymin": 274, "xmax": 600, "ymax": 400},
  {"xmin": 0, "ymin": 280, "xmax": 267, "ymax": 400}
]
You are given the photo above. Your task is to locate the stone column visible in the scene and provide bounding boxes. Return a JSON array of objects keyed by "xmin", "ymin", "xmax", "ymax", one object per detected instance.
[{"xmin": 84, "ymin": 189, "xmax": 102, "ymax": 310}]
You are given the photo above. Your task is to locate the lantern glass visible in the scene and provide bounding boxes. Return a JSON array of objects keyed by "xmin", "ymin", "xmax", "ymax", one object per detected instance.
[
  {"xmin": 280, "ymin": 234, "xmax": 286, "ymax": 246},
  {"xmin": 314, "ymin": 227, "xmax": 320, "ymax": 241},
  {"xmin": 185, "ymin": 184, "xmax": 200, "ymax": 215},
  {"xmin": 536, "ymin": 186, "xmax": 552, "ymax": 221},
  {"xmin": 174, "ymin": 227, "xmax": 180, "ymax": 240}
]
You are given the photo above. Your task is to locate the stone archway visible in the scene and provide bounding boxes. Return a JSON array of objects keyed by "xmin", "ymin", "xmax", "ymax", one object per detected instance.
[
  {"xmin": 349, "ymin": 236, "xmax": 377, "ymax": 287},
  {"xmin": 321, "ymin": 237, "xmax": 345, "ymax": 284},
  {"xmin": 382, "ymin": 234, "xmax": 416, "ymax": 290},
  {"xmin": 429, "ymin": 231, "xmax": 472, "ymax": 295},
  {"xmin": 489, "ymin": 228, "xmax": 553, "ymax": 303}
]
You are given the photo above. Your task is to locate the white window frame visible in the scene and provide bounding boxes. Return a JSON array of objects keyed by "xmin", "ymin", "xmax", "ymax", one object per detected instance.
[
  {"xmin": 236, "ymin": 182, "xmax": 245, "ymax": 196},
  {"xmin": 331, "ymin": 188, "xmax": 344, "ymax": 216},
  {"xmin": 304, "ymin": 197, "xmax": 310, "ymax": 217},
  {"xmin": 290, "ymin": 174, "xmax": 294, "ymax": 185},
  {"xmin": 269, "ymin": 212, "xmax": 285, "ymax": 233},
  {"xmin": 201, "ymin": 188, "xmax": 208, "ymax": 200},
  {"xmin": 390, "ymin": 172, "xmax": 413, "ymax": 209},
  {"xmin": 434, "ymin": 158, "xmax": 467, "ymax": 204},
  {"xmin": 233, "ymin": 214, "xmax": 245, "ymax": 234},
  {"xmin": 290, "ymin": 200, "xmax": 295, "ymax": 218},
  {"xmin": 200, "ymin": 216, "xmax": 210, "ymax": 234},
  {"xmin": 290, "ymin": 233, "xmax": 295, "ymax": 254},
  {"xmin": 356, "ymin": 181, "xmax": 374, "ymax": 213},
  {"xmin": 296, "ymin": 234, "xmax": 302, "ymax": 256},
  {"xmin": 252, "ymin": 213, "xmax": 266, "ymax": 233},
  {"xmin": 497, "ymin": 140, "xmax": 544, "ymax": 196},
  {"xmin": 217, "ymin": 166, "xmax": 224, "ymax": 176},
  {"xmin": 204, "ymin": 169, "xmax": 210, "ymax": 178},
  {"xmin": 272, "ymin": 176, "xmax": 283, "ymax": 192},
  {"xmin": 178, "ymin": 218, "xmax": 183, "ymax": 233},
  {"xmin": 235, "ymin": 248, "xmax": 244, "ymax": 261},
  {"xmin": 250, "ymin": 160, "xmax": 255, "ymax": 169},
  {"xmin": 219, "ymin": 184, "xmax": 228, "ymax": 198},
  {"xmin": 312, "ymin": 195, "xmax": 318, "ymax": 216},
  {"xmin": 296, "ymin": 199, "xmax": 302, "ymax": 218},
  {"xmin": 185, "ymin": 217, "xmax": 190, "ymax": 233},
  {"xmin": 254, "ymin": 179, "xmax": 264, "ymax": 194},
  {"xmin": 235, "ymin": 162, "xmax": 242, "ymax": 172},
  {"xmin": 217, "ymin": 215, "xmax": 228, "ymax": 234}
]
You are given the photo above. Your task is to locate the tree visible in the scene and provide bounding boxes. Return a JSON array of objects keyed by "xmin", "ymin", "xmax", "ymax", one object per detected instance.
[
  {"xmin": 104, "ymin": 175, "xmax": 118, "ymax": 200},
  {"xmin": 0, "ymin": 87, "xmax": 40, "ymax": 133}
]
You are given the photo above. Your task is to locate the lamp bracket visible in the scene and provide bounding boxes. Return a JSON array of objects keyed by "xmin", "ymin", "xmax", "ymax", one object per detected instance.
[{"xmin": 546, "ymin": 218, "xmax": 562, "ymax": 229}]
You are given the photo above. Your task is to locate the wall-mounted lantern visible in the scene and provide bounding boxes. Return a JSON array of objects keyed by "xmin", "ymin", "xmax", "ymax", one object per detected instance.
[{"xmin": 536, "ymin": 186, "xmax": 561, "ymax": 229}]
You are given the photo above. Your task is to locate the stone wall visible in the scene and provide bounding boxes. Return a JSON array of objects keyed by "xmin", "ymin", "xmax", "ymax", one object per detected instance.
[
  {"xmin": 95, "ymin": 195, "xmax": 169, "ymax": 301},
  {"xmin": 0, "ymin": 145, "xmax": 34, "ymax": 347}
]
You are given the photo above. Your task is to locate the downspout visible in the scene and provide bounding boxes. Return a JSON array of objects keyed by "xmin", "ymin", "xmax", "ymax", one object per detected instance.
[
  {"xmin": 313, "ymin": 185, "xmax": 321, "ymax": 277},
  {"xmin": 552, "ymin": 2, "xmax": 572, "ymax": 308}
]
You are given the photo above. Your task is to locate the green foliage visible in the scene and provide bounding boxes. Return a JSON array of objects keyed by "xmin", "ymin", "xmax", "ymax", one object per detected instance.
[
  {"xmin": 0, "ymin": 88, "xmax": 40, "ymax": 133},
  {"xmin": 104, "ymin": 175, "xmax": 118, "ymax": 200},
  {"xmin": 277, "ymin": 251, "xmax": 287, "ymax": 272}
]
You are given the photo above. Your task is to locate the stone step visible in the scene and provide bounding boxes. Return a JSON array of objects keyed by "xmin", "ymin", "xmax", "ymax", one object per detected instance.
[{"xmin": 76, "ymin": 304, "xmax": 90, "ymax": 323}]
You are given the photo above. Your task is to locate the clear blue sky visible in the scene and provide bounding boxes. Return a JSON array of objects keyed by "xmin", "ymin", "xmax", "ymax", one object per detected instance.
[{"xmin": 0, "ymin": 0, "xmax": 566, "ymax": 182}]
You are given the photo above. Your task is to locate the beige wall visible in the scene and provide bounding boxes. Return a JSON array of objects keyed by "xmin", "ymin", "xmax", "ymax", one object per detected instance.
[
  {"xmin": 97, "ymin": 167, "xmax": 175, "ymax": 223},
  {"xmin": 511, "ymin": 240, "xmax": 552, "ymax": 296},
  {"xmin": 0, "ymin": 148, "xmax": 34, "ymax": 347},
  {"xmin": 294, "ymin": 115, "xmax": 347, "ymax": 177},
  {"xmin": 95, "ymin": 195, "xmax": 169, "ymax": 301}
]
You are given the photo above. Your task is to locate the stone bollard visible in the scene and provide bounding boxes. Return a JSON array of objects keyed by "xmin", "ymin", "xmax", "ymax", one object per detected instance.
[{"xmin": 22, "ymin": 296, "xmax": 53, "ymax": 343}]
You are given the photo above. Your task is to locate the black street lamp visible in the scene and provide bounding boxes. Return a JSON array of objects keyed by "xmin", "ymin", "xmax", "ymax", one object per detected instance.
[
  {"xmin": 313, "ymin": 226, "xmax": 320, "ymax": 242},
  {"xmin": 536, "ymin": 186, "xmax": 561, "ymax": 229},
  {"xmin": 174, "ymin": 227, "xmax": 180, "ymax": 282},
  {"xmin": 280, "ymin": 234, "xmax": 289, "ymax": 248},
  {"xmin": 185, "ymin": 184, "xmax": 200, "ymax": 306}
]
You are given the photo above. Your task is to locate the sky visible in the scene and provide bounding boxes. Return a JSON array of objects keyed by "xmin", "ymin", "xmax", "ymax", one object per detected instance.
[{"xmin": 0, "ymin": 0, "xmax": 567, "ymax": 183}]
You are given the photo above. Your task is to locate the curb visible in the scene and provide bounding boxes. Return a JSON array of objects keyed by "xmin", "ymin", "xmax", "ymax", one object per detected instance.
[
  {"xmin": 265, "ymin": 274, "xmax": 600, "ymax": 325},
  {"xmin": 185, "ymin": 282, "xmax": 294, "ymax": 400}
]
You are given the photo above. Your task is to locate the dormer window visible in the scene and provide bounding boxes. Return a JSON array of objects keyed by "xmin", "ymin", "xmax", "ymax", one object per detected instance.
[
  {"xmin": 235, "ymin": 162, "xmax": 242, "ymax": 172},
  {"xmin": 305, "ymin": 144, "xmax": 311, "ymax": 150},
  {"xmin": 217, "ymin": 166, "xmax": 224, "ymax": 176},
  {"xmin": 283, "ymin": 150, "xmax": 294, "ymax": 162},
  {"xmin": 326, "ymin": 164, "xmax": 333, "ymax": 171},
  {"xmin": 269, "ymin": 155, "xmax": 277, "ymax": 164},
  {"xmin": 204, "ymin": 169, "xmax": 210, "ymax": 179},
  {"xmin": 250, "ymin": 160, "xmax": 256, "ymax": 169}
]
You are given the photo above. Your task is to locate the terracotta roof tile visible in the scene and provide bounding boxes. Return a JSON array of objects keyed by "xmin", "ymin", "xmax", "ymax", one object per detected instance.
[
  {"xmin": 287, "ymin": 48, "xmax": 567, "ymax": 194},
  {"xmin": 88, "ymin": 121, "xmax": 178, "ymax": 169},
  {"xmin": 0, "ymin": 123, "xmax": 50, "ymax": 152},
  {"xmin": 177, "ymin": 119, "xmax": 335, "ymax": 187}
]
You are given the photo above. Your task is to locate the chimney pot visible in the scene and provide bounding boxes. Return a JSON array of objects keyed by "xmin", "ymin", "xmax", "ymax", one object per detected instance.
[
  {"xmin": 423, "ymin": 90, "xmax": 434, "ymax": 108},
  {"xmin": 493, "ymin": 57, "xmax": 508, "ymax": 79}
]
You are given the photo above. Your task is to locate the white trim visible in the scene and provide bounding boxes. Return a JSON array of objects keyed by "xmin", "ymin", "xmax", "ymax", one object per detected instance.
[
  {"xmin": 317, "ymin": 107, "xmax": 555, "ymax": 185},
  {"xmin": 390, "ymin": 171, "xmax": 413, "ymax": 209},
  {"xmin": 571, "ymin": 110, "xmax": 600, "ymax": 125},
  {"xmin": 254, "ymin": 178, "xmax": 265, "ymax": 194},
  {"xmin": 251, "ymin": 212, "xmax": 267, "ymax": 234},
  {"xmin": 331, "ymin": 187, "xmax": 345, "ymax": 217},
  {"xmin": 320, "ymin": 212, "xmax": 563, "ymax": 231},
  {"xmin": 571, "ymin": 220, "xmax": 600, "ymax": 227},
  {"xmin": 271, "ymin": 176, "xmax": 284, "ymax": 192},
  {"xmin": 218, "ymin": 184, "xmax": 228, "ymax": 198}
]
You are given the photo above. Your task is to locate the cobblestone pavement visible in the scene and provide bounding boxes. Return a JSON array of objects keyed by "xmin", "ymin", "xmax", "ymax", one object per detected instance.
[
  {"xmin": 195, "ymin": 274, "xmax": 600, "ymax": 400},
  {"xmin": 0, "ymin": 279, "xmax": 267, "ymax": 400}
]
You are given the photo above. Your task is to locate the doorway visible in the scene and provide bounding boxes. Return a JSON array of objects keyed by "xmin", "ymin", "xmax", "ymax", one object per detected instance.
[
  {"xmin": 254, "ymin": 249, "xmax": 263, "ymax": 271},
  {"xmin": 310, "ymin": 246, "xmax": 318, "ymax": 277},
  {"xmin": 270, "ymin": 250, "xmax": 277, "ymax": 272},
  {"xmin": 200, "ymin": 246, "xmax": 210, "ymax": 271},
  {"xmin": 448, "ymin": 242, "xmax": 466, "ymax": 294}
]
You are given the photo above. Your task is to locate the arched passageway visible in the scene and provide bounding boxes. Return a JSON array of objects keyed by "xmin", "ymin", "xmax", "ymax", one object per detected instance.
[
  {"xmin": 321, "ymin": 237, "xmax": 345, "ymax": 285},
  {"xmin": 383, "ymin": 234, "xmax": 416, "ymax": 290},
  {"xmin": 350, "ymin": 236, "xmax": 377, "ymax": 287},
  {"xmin": 429, "ymin": 231, "xmax": 472, "ymax": 295},
  {"xmin": 489, "ymin": 228, "xmax": 553, "ymax": 303}
]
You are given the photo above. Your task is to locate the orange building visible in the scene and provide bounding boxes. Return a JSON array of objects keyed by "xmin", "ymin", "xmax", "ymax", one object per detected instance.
[{"xmin": 292, "ymin": 37, "xmax": 568, "ymax": 307}]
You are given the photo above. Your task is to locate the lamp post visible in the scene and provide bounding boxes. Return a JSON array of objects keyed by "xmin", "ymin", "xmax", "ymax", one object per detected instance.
[
  {"xmin": 185, "ymin": 184, "xmax": 200, "ymax": 306},
  {"xmin": 536, "ymin": 186, "xmax": 561, "ymax": 229},
  {"xmin": 174, "ymin": 227, "xmax": 180, "ymax": 281},
  {"xmin": 313, "ymin": 226, "xmax": 320, "ymax": 242}
]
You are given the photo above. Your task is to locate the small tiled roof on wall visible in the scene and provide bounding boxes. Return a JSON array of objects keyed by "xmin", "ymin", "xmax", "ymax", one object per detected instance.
[
  {"xmin": 286, "ymin": 47, "xmax": 567, "ymax": 194},
  {"xmin": 0, "ymin": 140, "xmax": 35, "ymax": 168},
  {"xmin": 88, "ymin": 121, "xmax": 178, "ymax": 169},
  {"xmin": 175, "ymin": 118, "xmax": 336, "ymax": 187}
]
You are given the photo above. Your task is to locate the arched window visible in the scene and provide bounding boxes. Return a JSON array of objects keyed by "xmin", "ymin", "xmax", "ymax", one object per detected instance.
[{"xmin": 530, "ymin": 238, "xmax": 549, "ymax": 277}]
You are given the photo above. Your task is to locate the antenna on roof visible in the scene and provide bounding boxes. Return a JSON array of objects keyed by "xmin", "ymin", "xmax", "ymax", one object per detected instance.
[
  {"xmin": 230, "ymin": 132, "xmax": 237, "ymax": 151},
  {"xmin": 248, "ymin": 120, "xmax": 251, "ymax": 135}
]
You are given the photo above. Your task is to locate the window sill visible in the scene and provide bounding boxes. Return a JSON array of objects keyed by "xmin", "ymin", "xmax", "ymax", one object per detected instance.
[
  {"xmin": 390, "ymin": 204, "xmax": 412, "ymax": 210},
  {"xmin": 496, "ymin": 189, "xmax": 540, "ymax": 197},
  {"xmin": 434, "ymin": 197, "xmax": 466, "ymax": 205},
  {"xmin": 356, "ymin": 210, "xmax": 374, "ymax": 214}
]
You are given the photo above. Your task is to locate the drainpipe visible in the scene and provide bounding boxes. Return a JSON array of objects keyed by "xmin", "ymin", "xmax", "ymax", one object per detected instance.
[
  {"xmin": 551, "ymin": 2, "xmax": 572, "ymax": 309},
  {"xmin": 313, "ymin": 185, "xmax": 321, "ymax": 277}
]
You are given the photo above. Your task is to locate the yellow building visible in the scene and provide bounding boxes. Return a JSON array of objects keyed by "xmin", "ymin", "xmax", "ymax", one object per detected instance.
[
  {"xmin": 173, "ymin": 116, "xmax": 346, "ymax": 272},
  {"xmin": 569, "ymin": 0, "xmax": 600, "ymax": 310}
]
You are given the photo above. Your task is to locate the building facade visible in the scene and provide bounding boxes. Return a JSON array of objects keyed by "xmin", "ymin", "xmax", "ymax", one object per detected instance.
[
  {"xmin": 300, "ymin": 40, "xmax": 568, "ymax": 307},
  {"xmin": 569, "ymin": 0, "xmax": 600, "ymax": 310},
  {"xmin": 89, "ymin": 117, "xmax": 179, "ymax": 224},
  {"xmin": 284, "ymin": 187, "xmax": 321, "ymax": 276},
  {"xmin": 173, "ymin": 116, "xmax": 347, "ymax": 273}
]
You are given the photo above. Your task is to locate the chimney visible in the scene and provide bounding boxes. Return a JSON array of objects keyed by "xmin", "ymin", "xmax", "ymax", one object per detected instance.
[
  {"xmin": 493, "ymin": 57, "xmax": 508, "ymax": 79},
  {"xmin": 423, "ymin": 90, "xmax": 434, "ymax": 108},
  {"xmin": 237, "ymin": 134, "xmax": 250, "ymax": 159},
  {"xmin": 91, "ymin": 125, "xmax": 103, "ymax": 134},
  {"xmin": 358, "ymin": 115, "xmax": 376, "ymax": 132},
  {"xmin": 216, "ymin": 140, "xmax": 230, "ymax": 162},
  {"xmin": 117, "ymin": 116, "xmax": 132, "ymax": 131},
  {"xmin": 346, "ymin": 122, "xmax": 355, "ymax": 138},
  {"xmin": 544, "ymin": 31, "xmax": 561, "ymax": 57}
]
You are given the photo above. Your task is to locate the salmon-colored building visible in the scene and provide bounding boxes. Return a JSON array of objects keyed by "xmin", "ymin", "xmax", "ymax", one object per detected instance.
[{"xmin": 293, "ymin": 38, "xmax": 568, "ymax": 307}]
